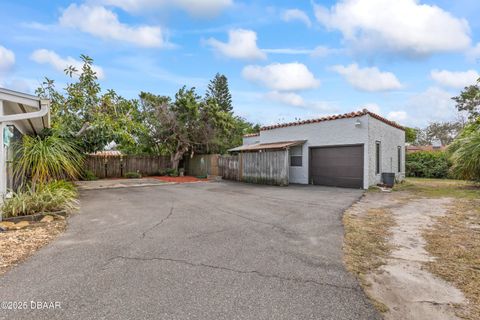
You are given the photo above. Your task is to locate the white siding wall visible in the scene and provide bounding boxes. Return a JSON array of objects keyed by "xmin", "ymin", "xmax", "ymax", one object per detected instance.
[
  {"xmin": 258, "ymin": 116, "xmax": 370, "ymax": 187},
  {"xmin": 243, "ymin": 135, "xmax": 260, "ymax": 145},
  {"xmin": 367, "ymin": 116, "xmax": 405, "ymax": 185}
]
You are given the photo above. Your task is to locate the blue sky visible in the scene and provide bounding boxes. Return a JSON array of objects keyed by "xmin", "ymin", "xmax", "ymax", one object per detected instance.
[{"xmin": 1, "ymin": 0, "xmax": 479, "ymax": 128}]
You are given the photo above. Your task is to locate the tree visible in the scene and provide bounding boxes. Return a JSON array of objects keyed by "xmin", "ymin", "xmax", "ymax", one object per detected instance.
[
  {"xmin": 416, "ymin": 121, "xmax": 464, "ymax": 145},
  {"xmin": 452, "ymin": 77, "xmax": 480, "ymax": 120},
  {"xmin": 140, "ymin": 87, "xmax": 204, "ymax": 170},
  {"xmin": 404, "ymin": 127, "xmax": 418, "ymax": 144},
  {"xmin": 36, "ymin": 55, "xmax": 144, "ymax": 153},
  {"xmin": 205, "ymin": 73, "xmax": 233, "ymax": 113}
]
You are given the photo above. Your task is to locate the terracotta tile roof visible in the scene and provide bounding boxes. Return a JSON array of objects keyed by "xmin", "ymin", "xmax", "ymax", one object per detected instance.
[
  {"xmin": 260, "ymin": 109, "xmax": 404, "ymax": 132},
  {"xmin": 89, "ymin": 150, "xmax": 123, "ymax": 157},
  {"xmin": 243, "ymin": 132, "xmax": 260, "ymax": 138}
]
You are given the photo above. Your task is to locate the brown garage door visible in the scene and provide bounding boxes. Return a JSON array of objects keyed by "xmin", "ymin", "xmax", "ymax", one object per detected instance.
[{"xmin": 309, "ymin": 145, "xmax": 364, "ymax": 188}]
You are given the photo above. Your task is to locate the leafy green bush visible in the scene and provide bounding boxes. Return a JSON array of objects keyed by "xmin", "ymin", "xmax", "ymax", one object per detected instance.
[
  {"xmin": 2, "ymin": 180, "xmax": 78, "ymax": 218},
  {"xmin": 82, "ymin": 169, "xmax": 98, "ymax": 181},
  {"xmin": 164, "ymin": 168, "xmax": 178, "ymax": 177},
  {"xmin": 406, "ymin": 151, "xmax": 451, "ymax": 179},
  {"xmin": 125, "ymin": 172, "xmax": 142, "ymax": 179}
]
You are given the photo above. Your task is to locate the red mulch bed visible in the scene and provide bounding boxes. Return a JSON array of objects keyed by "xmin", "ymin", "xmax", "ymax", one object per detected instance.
[{"xmin": 149, "ymin": 176, "xmax": 208, "ymax": 183}]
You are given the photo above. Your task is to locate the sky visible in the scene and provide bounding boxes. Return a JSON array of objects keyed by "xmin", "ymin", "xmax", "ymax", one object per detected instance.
[{"xmin": 0, "ymin": 0, "xmax": 479, "ymax": 128}]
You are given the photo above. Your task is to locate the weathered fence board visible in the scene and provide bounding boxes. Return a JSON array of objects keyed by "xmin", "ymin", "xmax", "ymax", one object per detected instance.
[
  {"xmin": 218, "ymin": 155, "xmax": 240, "ymax": 181},
  {"xmin": 241, "ymin": 151, "xmax": 288, "ymax": 186},
  {"xmin": 186, "ymin": 154, "xmax": 220, "ymax": 177},
  {"xmin": 218, "ymin": 151, "xmax": 288, "ymax": 186},
  {"xmin": 85, "ymin": 155, "xmax": 171, "ymax": 178}
]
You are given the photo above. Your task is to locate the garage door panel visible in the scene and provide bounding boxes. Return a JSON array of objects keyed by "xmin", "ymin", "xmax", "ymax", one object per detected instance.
[{"xmin": 310, "ymin": 145, "xmax": 364, "ymax": 188}]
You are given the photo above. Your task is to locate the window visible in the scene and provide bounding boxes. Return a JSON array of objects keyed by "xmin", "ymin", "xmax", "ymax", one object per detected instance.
[
  {"xmin": 375, "ymin": 141, "xmax": 381, "ymax": 174},
  {"xmin": 290, "ymin": 146, "xmax": 302, "ymax": 167},
  {"xmin": 397, "ymin": 146, "xmax": 402, "ymax": 173}
]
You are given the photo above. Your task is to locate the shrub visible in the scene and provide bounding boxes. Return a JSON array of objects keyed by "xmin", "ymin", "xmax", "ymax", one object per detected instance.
[
  {"xmin": 82, "ymin": 170, "xmax": 98, "ymax": 181},
  {"xmin": 406, "ymin": 151, "xmax": 451, "ymax": 179},
  {"xmin": 164, "ymin": 168, "xmax": 178, "ymax": 177},
  {"xmin": 2, "ymin": 181, "xmax": 78, "ymax": 218},
  {"xmin": 125, "ymin": 172, "xmax": 142, "ymax": 179},
  {"xmin": 13, "ymin": 135, "xmax": 84, "ymax": 189}
]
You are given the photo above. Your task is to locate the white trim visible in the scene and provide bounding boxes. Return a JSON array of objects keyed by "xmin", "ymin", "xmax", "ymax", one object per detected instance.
[
  {"xmin": 0, "ymin": 88, "xmax": 41, "ymax": 109},
  {"xmin": 0, "ymin": 100, "xmax": 49, "ymax": 122}
]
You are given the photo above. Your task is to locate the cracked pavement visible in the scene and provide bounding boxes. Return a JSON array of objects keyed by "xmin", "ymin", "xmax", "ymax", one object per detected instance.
[{"xmin": 0, "ymin": 181, "xmax": 379, "ymax": 320}]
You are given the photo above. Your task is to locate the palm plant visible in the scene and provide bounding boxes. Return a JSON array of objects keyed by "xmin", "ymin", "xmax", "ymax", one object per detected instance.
[
  {"xmin": 449, "ymin": 124, "xmax": 480, "ymax": 181},
  {"xmin": 13, "ymin": 134, "xmax": 84, "ymax": 190}
]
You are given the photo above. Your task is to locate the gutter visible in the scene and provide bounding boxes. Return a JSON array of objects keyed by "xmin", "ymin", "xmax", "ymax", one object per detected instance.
[{"xmin": 0, "ymin": 99, "xmax": 49, "ymax": 124}]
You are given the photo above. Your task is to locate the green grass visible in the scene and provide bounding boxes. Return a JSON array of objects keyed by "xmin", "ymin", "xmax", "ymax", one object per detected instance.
[{"xmin": 394, "ymin": 178, "xmax": 480, "ymax": 199}]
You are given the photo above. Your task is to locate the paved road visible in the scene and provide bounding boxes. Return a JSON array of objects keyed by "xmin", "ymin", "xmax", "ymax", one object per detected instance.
[{"xmin": 0, "ymin": 181, "xmax": 379, "ymax": 320}]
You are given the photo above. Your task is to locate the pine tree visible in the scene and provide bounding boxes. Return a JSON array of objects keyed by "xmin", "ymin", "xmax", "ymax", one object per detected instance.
[{"xmin": 205, "ymin": 73, "xmax": 233, "ymax": 113}]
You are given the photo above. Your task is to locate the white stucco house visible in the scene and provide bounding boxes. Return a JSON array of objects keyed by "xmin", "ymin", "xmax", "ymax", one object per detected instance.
[
  {"xmin": 234, "ymin": 109, "xmax": 405, "ymax": 189},
  {"xmin": 0, "ymin": 88, "xmax": 50, "ymax": 201}
]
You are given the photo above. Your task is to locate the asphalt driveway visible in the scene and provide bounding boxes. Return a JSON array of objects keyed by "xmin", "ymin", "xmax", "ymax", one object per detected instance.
[{"xmin": 0, "ymin": 181, "xmax": 379, "ymax": 320}]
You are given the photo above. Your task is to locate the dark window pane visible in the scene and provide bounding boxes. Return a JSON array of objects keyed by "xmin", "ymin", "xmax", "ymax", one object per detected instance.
[{"xmin": 290, "ymin": 156, "xmax": 302, "ymax": 167}]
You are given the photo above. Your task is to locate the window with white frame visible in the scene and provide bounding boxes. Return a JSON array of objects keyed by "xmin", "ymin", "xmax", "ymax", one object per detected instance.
[{"xmin": 290, "ymin": 145, "xmax": 302, "ymax": 167}]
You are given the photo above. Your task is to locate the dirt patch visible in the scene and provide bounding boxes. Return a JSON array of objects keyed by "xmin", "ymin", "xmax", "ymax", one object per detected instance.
[
  {"xmin": 150, "ymin": 176, "xmax": 208, "ymax": 183},
  {"xmin": 424, "ymin": 199, "xmax": 480, "ymax": 319},
  {"xmin": 366, "ymin": 197, "xmax": 465, "ymax": 320},
  {"xmin": 0, "ymin": 220, "xmax": 66, "ymax": 275}
]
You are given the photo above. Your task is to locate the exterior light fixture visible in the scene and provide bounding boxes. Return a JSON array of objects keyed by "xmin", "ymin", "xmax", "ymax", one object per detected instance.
[{"xmin": 355, "ymin": 119, "xmax": 362, "ymax": 127}]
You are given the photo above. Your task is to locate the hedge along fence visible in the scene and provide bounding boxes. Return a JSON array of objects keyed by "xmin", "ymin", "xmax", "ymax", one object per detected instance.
[
  {"xmin": 405, "ymin": 151, "xmax": 452, "ymax": 179},
  {"xmin": 85, "ymin": 155, "xmax": 171, "ymax": 178}
]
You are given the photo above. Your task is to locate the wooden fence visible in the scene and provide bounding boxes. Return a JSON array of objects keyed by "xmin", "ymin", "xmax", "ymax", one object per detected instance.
[
  {"xmin": 218, "ymin": 151, "xmax": 288, "ymax": 186},
  {"xmin": 186, "ymin": 154, "xmax": 221, "ymax": 177},
  {"xmin": 85, "ymin": 155, "xmax": 171, "ymax": 178},
  {"xmin": 218, "ymin": 155, "xmax": 240, "ymax": 181}
]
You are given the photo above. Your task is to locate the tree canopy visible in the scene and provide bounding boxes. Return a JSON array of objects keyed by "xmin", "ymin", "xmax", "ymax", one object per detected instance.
[{"xmin": 36, "ymin": 55, "xmax": 143, "ymax": 153}]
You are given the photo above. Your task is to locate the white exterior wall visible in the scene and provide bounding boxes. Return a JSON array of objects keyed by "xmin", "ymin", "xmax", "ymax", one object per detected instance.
[
  {"xmin": 246, "ymin": 114, "xmax": 405, "ymax": 188},
  {"xmin": 367, "ymin": 115, "xmax": 405, "ymax": 185},
  {"xmin": 258, "ymin": 116, "xmax": 370, "ymax": 188},
  {"xmin": 243, "ymin": 135, "xmax": 260, "ymax": 145}
]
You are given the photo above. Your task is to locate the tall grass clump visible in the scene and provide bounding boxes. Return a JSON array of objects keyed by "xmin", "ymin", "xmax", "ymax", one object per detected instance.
[{"xmin": 13, "ymin": 134, "xmax": 84, "ymax": 189}]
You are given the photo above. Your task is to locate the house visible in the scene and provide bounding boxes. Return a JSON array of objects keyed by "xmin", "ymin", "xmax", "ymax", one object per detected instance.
[
  {"xmin": 231, "ymin": 109, "xmax": 405, "ymax": 189},
  {"xmin": 0, "ymin": 88, "xmax": 50, "ymax": 200},
  {"xmin": 406, "ymin": 139, "xmax": 446, "ymax": 153}
]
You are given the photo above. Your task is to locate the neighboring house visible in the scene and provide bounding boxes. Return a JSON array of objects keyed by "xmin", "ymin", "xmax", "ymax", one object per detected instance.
[
  {"xmin": 406, "ymin": 140, "xmax": 446, "ymax": 153},
  {"xmin": 0, "ymin": 88, "xmax": 50, "ymax": 200},
  {"xmin": 232, "ymin": 109, "xmax": 405, "ymax": 189}
]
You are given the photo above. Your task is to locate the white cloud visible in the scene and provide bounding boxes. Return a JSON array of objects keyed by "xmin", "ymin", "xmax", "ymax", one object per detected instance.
[
  {"xmin": 314, "ymin": 0, "xmax": 471, "ymax": 56},
  {"xmin": 403, "ymin": 87, "xmax": 458, "ymax": 126},
  {"xmin": 262, "ymin": 46, "xmax": 337, "ymax": 58},
  {"xmin": 387, "ymin": 110, "xmax": 408, "ymax": 122},
  {"xmin": 206, "ymin": 29, "xmax": 266, "ymax": 60},
  {"xmin": 265, "ymin": 91, "xmax": 305, "ymax": 107},
  {"xmin": 362, "ymin": 103, "xmax": 381, "ymax": 115},
  {"xmin": 99, "ymin": 0, "xmax": 233, "ymax": 17},
  {"xmin": 0, "ymin": 45, "xmax": 15, "ymax": 72},
  {"xmin": 242, "ymin": 62, "xmax": 320, "ymax": 91},
  {"xmin": 31, "ymin": 49, "xmax": 105, "ymax": 79},
  {"xmin": 59, "ymin": 4, "xmax": 164, "ymax": 48},
  {"xmin": 431, "ymin": 69, "xmax": 479, "ymax": 88},
  {"xmin": 282, "ymin": 9, "xmax": 312, "ymax": 27},
  {"xmin": 467, "ymin": 43, "xmax": 480, "ymax": 62},
  {"xmin": 331, "ymin": 63, "xmax": 402, "ymax": 92}
]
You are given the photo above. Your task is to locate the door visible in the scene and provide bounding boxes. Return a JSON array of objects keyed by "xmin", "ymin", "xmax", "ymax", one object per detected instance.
[{"xmin": 309, "ymin": 145, "xmax": 364, "ymax": 188}]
